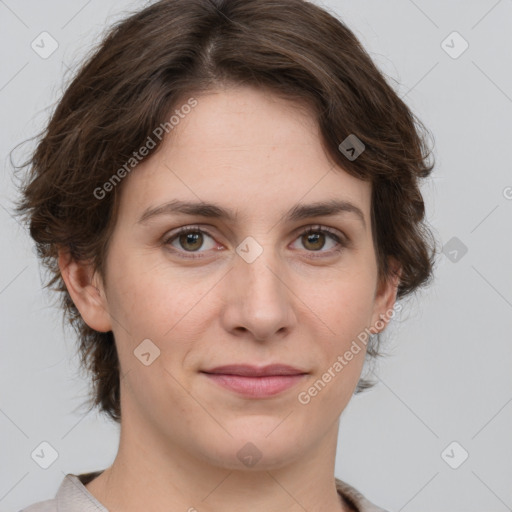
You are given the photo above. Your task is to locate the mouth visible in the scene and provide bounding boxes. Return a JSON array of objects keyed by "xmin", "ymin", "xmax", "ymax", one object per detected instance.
[
  {"xmin": 200, "ymin": 364, "xmax": 308, "ymax": 398},
  {"xmin": 201, "ymin": 364, "xmax": 307, "ymax": 377}
]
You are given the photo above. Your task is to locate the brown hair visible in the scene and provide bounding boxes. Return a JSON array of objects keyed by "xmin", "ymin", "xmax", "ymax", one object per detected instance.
[{"xmin": 15, "ymin": 0, "xmax": 439, "ymax": 423}]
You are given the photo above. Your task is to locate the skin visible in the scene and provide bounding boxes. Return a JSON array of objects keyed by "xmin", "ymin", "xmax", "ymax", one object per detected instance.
[{"xmin": 59, "ymin": 85, "xmax": 400, "ymax": 512}]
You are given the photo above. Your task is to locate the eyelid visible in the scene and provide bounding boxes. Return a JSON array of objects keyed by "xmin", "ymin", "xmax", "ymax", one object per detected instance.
[{"xmin": 295, "ymin": 224, "xmax": 346, "ymax": 241}]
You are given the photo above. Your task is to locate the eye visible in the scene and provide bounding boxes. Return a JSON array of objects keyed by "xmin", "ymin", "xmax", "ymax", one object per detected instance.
[
  {"xmin": 290, "ymin": 225, "xmax": 346, "ymax": 257},
  {"xmin": 163, "ymin": 224, "xmax": 347, "ymax": 260},
  {"xmin": 163, "ymin": 226, "xmax": 219, "ymax": 258}
]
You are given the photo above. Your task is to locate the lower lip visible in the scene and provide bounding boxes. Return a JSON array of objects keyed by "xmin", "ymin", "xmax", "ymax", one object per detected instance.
[{"xmin": 202, "ymin": 373, "xmax": 307, "ymax": 398}]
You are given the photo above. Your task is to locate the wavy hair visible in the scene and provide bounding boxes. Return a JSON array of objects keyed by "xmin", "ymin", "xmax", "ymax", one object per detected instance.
[{"xmin": 15, "ymin": 0, "xmax": 439, "ymax": 423}]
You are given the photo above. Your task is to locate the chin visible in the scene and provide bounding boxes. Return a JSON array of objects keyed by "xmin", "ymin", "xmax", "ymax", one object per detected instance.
[{"xmin": 195, "ymin": 432, "xmax": 305, "ymax": 472}]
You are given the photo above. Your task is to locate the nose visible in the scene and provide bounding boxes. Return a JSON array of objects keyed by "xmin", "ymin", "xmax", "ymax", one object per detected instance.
[{"xmin": 219, "ymin": 241, "xmax": 297, "ymax": 342}]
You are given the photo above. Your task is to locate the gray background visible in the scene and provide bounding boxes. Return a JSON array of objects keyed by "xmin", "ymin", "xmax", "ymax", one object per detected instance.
[{"xmin": 1, "ymin": 1, "xmax": 511, "ymax": 511}]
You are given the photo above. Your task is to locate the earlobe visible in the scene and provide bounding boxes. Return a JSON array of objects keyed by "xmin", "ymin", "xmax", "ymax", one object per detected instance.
[{"xmin": 57, "ymin": 249, "xmax": 112, "ymax": 333}]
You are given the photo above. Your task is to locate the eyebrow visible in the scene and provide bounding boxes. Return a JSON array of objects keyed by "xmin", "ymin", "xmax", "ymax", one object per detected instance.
[{"xmin": 137, "ymin": 198, "xmax": 366, "ymax": 229}]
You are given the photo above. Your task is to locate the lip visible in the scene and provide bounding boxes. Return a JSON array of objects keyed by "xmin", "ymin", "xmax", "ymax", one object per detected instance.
[
  {"xmin": 202, "ymin": 364, "xmax": 307, "ymax": 377},
  {"xmin": 201, "ymin": 364, "xmax": 308, "ymax": 398}
]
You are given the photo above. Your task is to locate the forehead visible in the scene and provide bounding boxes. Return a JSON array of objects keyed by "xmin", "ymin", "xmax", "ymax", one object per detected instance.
[
  {"xmin": 116, "ymin": 85, "xmax": 371, "ymax": 224},
  {"xmin": 171, "ymin": 86, "xmax": 318, "ymax": 148}
]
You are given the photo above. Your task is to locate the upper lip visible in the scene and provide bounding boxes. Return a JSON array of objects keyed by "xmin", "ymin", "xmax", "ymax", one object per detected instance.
[{"xmin": 201, "ymin": 364, "xmax": 307, "ymax": 377}]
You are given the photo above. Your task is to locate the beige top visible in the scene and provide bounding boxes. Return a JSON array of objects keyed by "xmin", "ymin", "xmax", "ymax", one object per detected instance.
[{"xmin": 19, "ymin": 471, "xmax": 390, "ymax": 512}]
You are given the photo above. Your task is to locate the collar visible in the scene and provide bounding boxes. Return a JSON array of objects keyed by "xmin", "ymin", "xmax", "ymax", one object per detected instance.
[{"xmin": 54, "ymin": 472, "xmax": 389, "ymax": 512}]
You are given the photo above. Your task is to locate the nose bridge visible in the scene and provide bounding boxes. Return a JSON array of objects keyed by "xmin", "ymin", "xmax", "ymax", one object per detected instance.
[
  {"xmin": 223, "ymin": 234, "xmax": 294, "ymax": 339},
  {"xmin": 236, "ymin": 235, "xmax": 285, "ymax": 300}
]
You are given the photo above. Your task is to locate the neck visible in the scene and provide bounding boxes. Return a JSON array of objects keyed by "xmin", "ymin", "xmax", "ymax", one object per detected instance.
[{"xmin": 86, "ymin": 413, "xmax": 350, "ymax": 512}]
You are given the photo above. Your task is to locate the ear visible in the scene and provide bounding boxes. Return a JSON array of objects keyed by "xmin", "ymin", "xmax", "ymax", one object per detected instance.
[
  {"xmin": 58, "ymin": 248, "xmax": 112, "ymax": 333},
  {"xmin": 370, "ymin": 256, "xmax": 402, "ymax": 333}
]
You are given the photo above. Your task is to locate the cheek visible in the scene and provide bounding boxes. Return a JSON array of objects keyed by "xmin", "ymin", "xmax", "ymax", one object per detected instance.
[
  {"xmin": 104, "ymin": 254, "xmax": 216, "ymax": 350},
  {"xmin": 305, "ymin": 271, "xmax": 377, "ymax": 340},
  {"xmin": 299, "ymin": 275, "xmax": 374, "ymax": 401},
  {"xmin": 299, "ymin": 286, "xmax": 371, "ymax": 411}
]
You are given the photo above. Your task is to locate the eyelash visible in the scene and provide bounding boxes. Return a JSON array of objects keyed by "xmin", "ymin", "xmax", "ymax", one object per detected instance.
[{"xmin": 162, "ymin": 224, "xmax": 348, "ymax": 260}]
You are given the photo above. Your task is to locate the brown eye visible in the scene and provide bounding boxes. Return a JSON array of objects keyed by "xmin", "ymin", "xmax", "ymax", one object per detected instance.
[
  {"xmin": 178, "ymin": 230, "xmax": 204, "ymax": 251},
  {"xmin": 302, "ymin": 231, "xmax": 326, "ymax": 251},
  {"xmin": 164, "ymin": 226, "xmax": 217, "ymax": 257},
  {"xmin": 291, "ymin": 226, "xmax": 346, "ymax": 256}
]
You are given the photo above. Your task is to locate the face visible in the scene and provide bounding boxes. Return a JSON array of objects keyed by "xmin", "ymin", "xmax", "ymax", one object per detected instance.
[{"xmin": 73, "ymin": 85, "xmax": 398, "ymax": 470}]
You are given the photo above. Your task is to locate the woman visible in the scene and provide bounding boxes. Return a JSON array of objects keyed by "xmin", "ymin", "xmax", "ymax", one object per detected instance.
[{"xmin": 16, "ymin": 0, "xmax": 437, "ymax": 510}]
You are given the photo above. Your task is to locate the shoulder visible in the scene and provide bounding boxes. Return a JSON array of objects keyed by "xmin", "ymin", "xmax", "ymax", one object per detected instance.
[
  {"xmin": 18, "ymin": 471, "xmax": 107, "ymax": 512},
  {"xmin": 335, "ymin": 477, "xmax": 392, "ymax": 512},
  {"xmin": 18, "ymin": 499, "xmax": 57, "ymax": 512}
]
